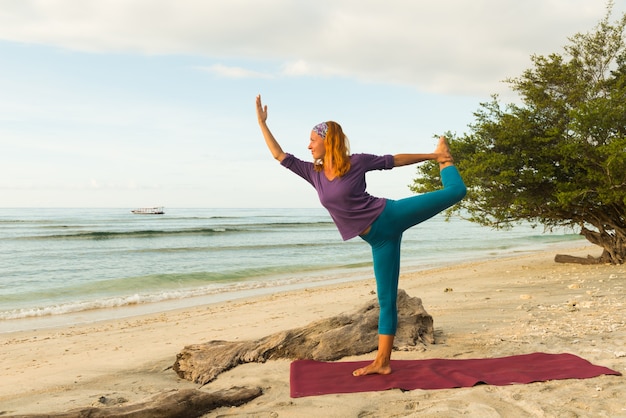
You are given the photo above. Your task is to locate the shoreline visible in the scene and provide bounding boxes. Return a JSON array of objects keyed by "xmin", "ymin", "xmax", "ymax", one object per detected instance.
[
  {"xmin": 1, "ymin": 243, "xmax": 624, "ymax": 416},
  {"xmin": 0, "ymin": 239, "xmax": 587, "ymax": 335}
]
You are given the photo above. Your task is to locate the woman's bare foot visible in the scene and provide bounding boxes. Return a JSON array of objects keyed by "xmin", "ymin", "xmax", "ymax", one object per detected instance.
[
  {"xmin": 352, "ymin": 361, "xmax": 392, "ymax": 377},
  {"xmin": 354, "ymin": 335, "xmax": 394, "ymax": 376},
  {"xmin": 434, "ymin": 136, "xmax": 454, "ymax": 166}
]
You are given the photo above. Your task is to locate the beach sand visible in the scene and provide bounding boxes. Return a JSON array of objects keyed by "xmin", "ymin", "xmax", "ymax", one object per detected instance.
[{"xmin": 1, "ymin": 244, "xmax": 624, "ymax": 417}]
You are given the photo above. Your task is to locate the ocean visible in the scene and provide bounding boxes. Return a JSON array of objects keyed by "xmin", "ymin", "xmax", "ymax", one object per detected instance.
[{"xmin": 0, "ymin": 207, "xmax": 584, "ymax": 333}]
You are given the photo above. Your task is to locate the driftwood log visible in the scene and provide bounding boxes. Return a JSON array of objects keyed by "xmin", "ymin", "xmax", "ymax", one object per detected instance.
[
  {"xmin": 555, "ymin": 253, "xmax": 608, "ymax": 265},
  {"xmin": 11, "ymin": 387, "xmax": 263, "ymax": 418},
  {"xmin": 174, "ymin": 289, "xmax": 434, "ymax": 385}
]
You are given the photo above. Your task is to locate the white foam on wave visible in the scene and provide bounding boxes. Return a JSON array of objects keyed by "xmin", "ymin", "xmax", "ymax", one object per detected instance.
[{"xmin": 0, "ymin": 267, "xmax": 366, "ymax": 321}]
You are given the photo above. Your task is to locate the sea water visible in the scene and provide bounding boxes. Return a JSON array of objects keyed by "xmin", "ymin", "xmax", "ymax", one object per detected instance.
[{"xmin": 0, "ymin": 207, "xmax": 584, "ymax": 332}]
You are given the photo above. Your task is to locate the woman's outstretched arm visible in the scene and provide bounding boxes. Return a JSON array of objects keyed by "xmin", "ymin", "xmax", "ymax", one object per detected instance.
[
  {"xmin": 256, "ymin": 95, "xmax": 286, "ymax": 162},
  {"xmin": 393, "ymin": 153, "xmax": 437, "ymax": 167},
  {"xmin": 393, "ymin": 136, "xmax": 453, "ymax": 168}
]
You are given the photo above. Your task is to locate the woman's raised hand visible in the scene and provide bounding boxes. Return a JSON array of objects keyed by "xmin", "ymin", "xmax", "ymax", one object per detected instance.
[
  {"xmin": 256, "ymin": 95, "xmax": 268, "ymax": 124},
  {"xmin": 256, "ymin": 95, "xmax": 286, "ymax": 162}
]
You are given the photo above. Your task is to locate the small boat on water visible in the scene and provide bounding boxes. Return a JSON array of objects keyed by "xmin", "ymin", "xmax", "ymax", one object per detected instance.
[{"xmin": 131, "ymin": 206, "xmax": 165, "ymax": 215}]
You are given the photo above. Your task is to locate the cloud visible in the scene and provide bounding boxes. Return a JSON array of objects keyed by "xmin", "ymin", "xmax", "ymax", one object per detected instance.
[
  {"xmin": 196, "ymin": 63, "xmax": 273, "ymax": 79},
  {"xmin": 282, "ymin": 60, "xmax": 314, "ymax": 77},
  {"xmin": 0, "ymin": 0, "xmax": 618, "ymax": 95}
]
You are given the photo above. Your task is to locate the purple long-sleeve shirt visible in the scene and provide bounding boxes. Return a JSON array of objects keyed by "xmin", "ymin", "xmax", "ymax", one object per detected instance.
[{"xmin": 281, "ymin": 153, "xmax": 395, "ymax": 240}]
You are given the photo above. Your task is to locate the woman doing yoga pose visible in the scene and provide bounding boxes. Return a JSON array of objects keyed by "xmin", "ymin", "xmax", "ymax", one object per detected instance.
[{"xmin": 256, "ymin": 95, "xmax": 466, "ymax": 376}]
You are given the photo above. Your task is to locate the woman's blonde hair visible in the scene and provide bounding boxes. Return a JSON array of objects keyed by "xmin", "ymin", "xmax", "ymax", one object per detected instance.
[{"xmin": 314, "ymin": 121, "xmax": 351, "ymax": 177}]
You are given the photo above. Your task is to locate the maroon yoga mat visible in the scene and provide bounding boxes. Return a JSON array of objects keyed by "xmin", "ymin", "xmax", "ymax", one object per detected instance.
[{"xmin": 290, "ymin": 352, "xmax": 621, "ymax": 398}]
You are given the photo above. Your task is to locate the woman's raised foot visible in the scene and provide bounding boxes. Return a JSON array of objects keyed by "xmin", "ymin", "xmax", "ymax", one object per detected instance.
[{"xmin": 434, "ymin": 136, "xmax": 454, "ymax": 165}]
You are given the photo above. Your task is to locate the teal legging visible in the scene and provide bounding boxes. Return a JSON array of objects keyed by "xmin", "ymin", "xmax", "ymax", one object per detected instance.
[{"xmin": 359, "ymin": 166, "xmax": 466, "ymax": 335}]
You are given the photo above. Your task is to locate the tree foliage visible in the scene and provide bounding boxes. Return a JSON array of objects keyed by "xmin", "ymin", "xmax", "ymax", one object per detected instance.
[{"xmin": 412, "ymin": 3, "xmax": 626, "ymax": 264}]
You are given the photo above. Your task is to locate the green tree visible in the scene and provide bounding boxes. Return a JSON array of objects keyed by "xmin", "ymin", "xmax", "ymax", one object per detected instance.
[{"xmin": 412, "ymin": 3, "xmax": 626, "ymax": 264}]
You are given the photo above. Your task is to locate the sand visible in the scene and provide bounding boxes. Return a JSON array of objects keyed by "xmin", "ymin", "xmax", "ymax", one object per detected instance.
[{"xmin": 1, "ymin": 244, "xmax": 624, "ymax": 417}]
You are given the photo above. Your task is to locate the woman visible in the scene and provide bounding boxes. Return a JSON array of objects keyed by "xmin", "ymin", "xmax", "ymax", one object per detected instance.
[{"xmin": 256, "ymin": 95, "xmax": 466, "ymax": 376}]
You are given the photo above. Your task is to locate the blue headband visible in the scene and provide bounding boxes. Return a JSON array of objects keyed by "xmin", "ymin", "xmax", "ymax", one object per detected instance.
[{"xmin": 312, "ymin": 122, "xmax": 328, "ymax": 139}]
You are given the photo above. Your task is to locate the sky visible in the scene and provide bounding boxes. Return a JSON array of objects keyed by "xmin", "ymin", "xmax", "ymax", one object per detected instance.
[{"xmin": 1, "ymin": 0, "xmax": 624, "ymax": 208}]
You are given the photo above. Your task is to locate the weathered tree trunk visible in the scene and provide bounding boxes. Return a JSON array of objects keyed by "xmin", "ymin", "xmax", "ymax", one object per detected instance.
[
  {"xmin": 173, "ymin": 289, "xmax": 434, "ymax": 385},
  {"xmin": 13, "ymin": 387, "xmax": 263, "ymax": 418},
  {"xmin": 556, "ymin": 224, "xmax": 625, "ymax": 265}
]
